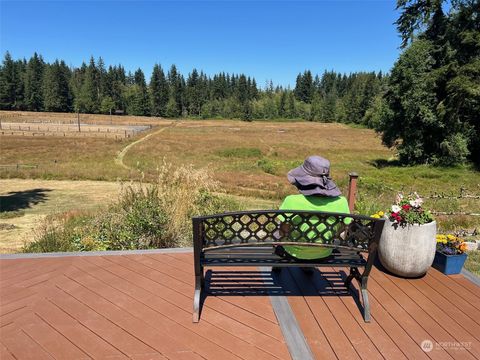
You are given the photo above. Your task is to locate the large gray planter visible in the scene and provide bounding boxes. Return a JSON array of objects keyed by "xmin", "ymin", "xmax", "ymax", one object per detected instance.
[{"xmin": 378, "ymin": 219, "xmax": 437, "ymax": 278}]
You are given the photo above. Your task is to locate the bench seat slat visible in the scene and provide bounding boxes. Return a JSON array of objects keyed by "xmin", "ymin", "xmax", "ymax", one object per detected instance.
[{"xmin": 202, "ymin": 257, "xmax": 367, "ymax": 267}]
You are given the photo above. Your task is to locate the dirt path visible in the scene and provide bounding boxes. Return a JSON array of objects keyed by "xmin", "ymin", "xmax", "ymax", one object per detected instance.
[{"xmin": 115, "ymin": 121, "xmax": 177, "ymax": 170}]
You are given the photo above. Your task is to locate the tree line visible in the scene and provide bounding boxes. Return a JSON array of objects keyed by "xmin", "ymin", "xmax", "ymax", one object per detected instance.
[
  {"xmin": 0, "ymin": 52, "xmax": 385, "ymax": 123},
  {"xmin": 1, "ymin": 0, "xmax": 478, "ymax": 167}
]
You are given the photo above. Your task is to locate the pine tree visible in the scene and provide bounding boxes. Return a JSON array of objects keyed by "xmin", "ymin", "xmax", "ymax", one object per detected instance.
[
  {"xmin": 24, "ymin": 53, "xmax": 45, "ymax": 111},
  {"xmin": 43, "ymin": 60, "xmax": 72, "ymax": 112},
  {"xmin": 294, "ymin": 70, "xmax": 313, "ymax": 103},
  {"xmin": 0, "ymin": 52, "xmax": 24, "ymax": 110},
  {"xmin": 127, "ymin": 68, "xmax": 149, "ymax": 116},
  {"xmin": 167, "ymin": 65, "xmax": 183, "ymax": 117},
  {"xmin": 75, "ymin": 57, "xmax": 100, "ymax": 113},
  {"xmin": 149, "ymin": 64, "xmax": 169, "ymax": 117}
]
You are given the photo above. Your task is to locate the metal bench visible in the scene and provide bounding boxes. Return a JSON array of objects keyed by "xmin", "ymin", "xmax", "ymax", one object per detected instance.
[{"xmin": 192, "ymin": 210, "xmax": 385, "ymax": 323}]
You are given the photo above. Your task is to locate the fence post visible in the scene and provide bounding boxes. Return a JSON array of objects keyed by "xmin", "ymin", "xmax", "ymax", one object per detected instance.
[{"xmin": 347, "ymin": 172, "xmax": 359, "ymax": 213}]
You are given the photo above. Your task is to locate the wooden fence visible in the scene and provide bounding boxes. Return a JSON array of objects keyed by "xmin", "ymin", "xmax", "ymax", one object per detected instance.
[{"xmin": 0, "ymin": 129, "xmax": 133, "ymax": 139}]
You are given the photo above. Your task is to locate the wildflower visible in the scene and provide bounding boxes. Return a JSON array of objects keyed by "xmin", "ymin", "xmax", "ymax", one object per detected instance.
[
  {"xmin": 391, "ymin": 205, "xmax": 401, "ymax": 213},
  {"xmin": 395, "ymin": 193, "xmax": 404, "ymax": 204},
  {"xmin": 402, "ymin": 204, "xmax": 411, "ymax": 211}
]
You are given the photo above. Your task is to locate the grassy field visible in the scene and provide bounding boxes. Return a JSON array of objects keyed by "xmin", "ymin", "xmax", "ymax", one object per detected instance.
[
  {"xmin": 0, "ymin": 179, "xmax": 122, "ymax": 253},
  {"xmin": 1, "ymin": 112, "xmax": 479, "ymax": 253}
]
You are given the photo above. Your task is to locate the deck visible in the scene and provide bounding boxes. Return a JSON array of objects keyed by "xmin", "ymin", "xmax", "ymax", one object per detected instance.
[{"xmin": 1, "ymin": 250, "xmax": 479, "ymax": 360}]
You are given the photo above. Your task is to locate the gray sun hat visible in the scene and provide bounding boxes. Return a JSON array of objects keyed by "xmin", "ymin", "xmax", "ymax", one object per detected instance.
[{"xmin": 287, "ymin": 155, "xmax": 341, "ymax": 197}]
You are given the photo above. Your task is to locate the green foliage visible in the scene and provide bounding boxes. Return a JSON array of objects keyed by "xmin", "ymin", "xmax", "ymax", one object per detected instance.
[
  {"xmin": 216, "ymin": 147, "xmax": 262, "ymax": 158},
  {"xmin": 1, "ymin": 51, "xmax": 385, "ymax": 123},
  {"xmin": 256, "ymin": 158, "xmax": 278, "ymax": 175},
  {"xmin": 150, "ymin": 64, "xmax": 169, "ymax": 117},
  {"xmin": 24, "ymin": 52, "xmax": 45, "ymax": 111},
  {"xmin": 0, "ymin": 52, "xmax": 25, "ymax": 110},
  {"xmin": 75, "ymin": 57, "xmax": 100, "ymax": 113},
  {"xmin": 100, "ymin": 96, "xmax": 115, "ymax": 114},
  {"xmin": 24, "ymin": 164, "xmax": 242, "ymax": 253},
  {"xmin": 376, "ymin": 0, "xmax": 480, "ymax": 166},
  {"xmin": 43, "ymin": 60, "xmax": 72, "ymax": 112}
]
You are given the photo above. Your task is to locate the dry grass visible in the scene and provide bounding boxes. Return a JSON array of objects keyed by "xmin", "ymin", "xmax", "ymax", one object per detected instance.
[
  {"xmin": 1, "ymin": 113, "xmax": 479, "ymax": 244},
  {"xmin": 0, "ymin": 179, "xmax": 122, "ymax": 253}
]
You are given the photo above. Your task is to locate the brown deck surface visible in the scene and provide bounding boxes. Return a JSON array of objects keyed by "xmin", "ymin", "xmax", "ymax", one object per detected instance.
[
  {"xmin": 1, "ymin": 252, "xmax": 479, "ymax": 360},
  {"xmin": 277, "ymin": 266, "xmax": 480, "ymax": 360}
]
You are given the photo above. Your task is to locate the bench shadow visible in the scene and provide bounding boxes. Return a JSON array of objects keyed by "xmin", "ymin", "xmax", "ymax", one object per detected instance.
[
  {"xmin": 205, "ymin": 267, "xmax": 360, "ymax": 299},
  {"xmin": 0, "ymin": 188, "xmax": 52, "ymax": 212},
  {"xmin": 200, "ymin": 268, "xmax": 366, "ymax": 321}
]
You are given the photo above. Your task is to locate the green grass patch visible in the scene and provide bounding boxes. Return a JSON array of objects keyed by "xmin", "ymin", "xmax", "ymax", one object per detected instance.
[
  {"xmin": 216, "ymin": 147, "xmax": 262, "ymax": 158},
  {"xmin": 256, "ymin": 158, "xmax": 278, "ymax": 175}
]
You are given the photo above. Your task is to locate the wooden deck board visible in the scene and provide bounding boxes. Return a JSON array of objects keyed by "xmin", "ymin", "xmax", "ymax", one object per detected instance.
[{"xmin": 1, "ymin": 252, "xmax": 479, "ymax": 360}]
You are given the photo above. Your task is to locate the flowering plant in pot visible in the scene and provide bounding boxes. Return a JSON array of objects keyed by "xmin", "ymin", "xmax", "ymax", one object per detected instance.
[
  {"xmin": 388, "ymin": 193, "xmax": 433, "ymax": 226},
  {"xmin": 433, "ymin": 234, "xmax": 468, "ymax": 275},
  {"xmin": 377, "ymin": 192, "xmax": 437, "ymax": 278}
]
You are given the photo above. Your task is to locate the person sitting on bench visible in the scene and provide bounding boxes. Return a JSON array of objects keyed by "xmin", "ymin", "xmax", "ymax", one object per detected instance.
[{"xmin": 275, "ymin": 155, "xmax": 351, "ymax": 265}]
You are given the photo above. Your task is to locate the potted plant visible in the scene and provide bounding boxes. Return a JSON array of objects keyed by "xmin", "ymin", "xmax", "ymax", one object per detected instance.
[
  {"xmin": 376, "ymin": 192, "xmax": 436, "ymax": 278},
  {"xmin": 433, "ymin": 234, "xmax": 468, "ymax": 275}
]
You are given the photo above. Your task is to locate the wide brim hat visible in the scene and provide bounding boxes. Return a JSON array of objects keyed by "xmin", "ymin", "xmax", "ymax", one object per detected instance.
[{"xmin": 287, "ymin": 155, "xmax": 341, "ymax": 197}]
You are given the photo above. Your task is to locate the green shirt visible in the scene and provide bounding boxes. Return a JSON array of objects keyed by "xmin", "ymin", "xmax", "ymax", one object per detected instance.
[{"xmin": 279, "ymin": 194, "xmax": 350, "ymax": 260}]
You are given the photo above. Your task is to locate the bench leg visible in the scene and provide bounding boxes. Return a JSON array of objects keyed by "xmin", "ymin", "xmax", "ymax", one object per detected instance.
[
  {"xmin": 193, "ymin": 269, "xmax": 204, "ymax": 323},
  {"xmin": 344, "ymin": 267, "xmax": 359, "ymax": 288},
  {"xmin": 345, "ymin": 268, "xmax": 371, "ymax": 323},
  {"xmin": 360, "ymin": 277, "xmax": 371, "ymax": 323}
]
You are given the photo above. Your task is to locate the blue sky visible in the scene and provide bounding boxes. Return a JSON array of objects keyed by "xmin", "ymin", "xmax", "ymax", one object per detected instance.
[{"xmin": 0, "ymin": 1, "xmax": 401, "ymax": 87}]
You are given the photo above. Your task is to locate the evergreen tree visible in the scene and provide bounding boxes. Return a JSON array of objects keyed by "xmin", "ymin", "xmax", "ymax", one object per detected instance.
[
  {"xmin": 167, "ymin": 65, "xmax": 183, "ymax": 117},
  {"xmin": 127, "ymin": 68, "xmax": 149, "ymax": 116},
  {"xmin": 294, "ymin": 70, "xmax": 314, "ymax": 103},
  {"xmin": 43, "ymin": 60, "xmax": 72, "ymax": 112},
  {"xmin": 377, "ymin": 0, "xmax": 480, "ymax": 165},
  {"xmin": 24, "ymin": 52, "xmax": 45, "ymax": 111},
  {"xmin": 75, "ymin": 57, "xmax": 100, "ymax": 113},
  {"xmin": 0, "ymin": 52, "xmax": 25, "ymax": 109},
  {"xmin": 150, "ymin": 64, "xmax": 169, "ymax": 117}
]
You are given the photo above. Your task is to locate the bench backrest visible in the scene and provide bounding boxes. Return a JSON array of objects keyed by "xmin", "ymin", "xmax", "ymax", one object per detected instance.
[{"xmin": 193, "ymin": 210, "xmax": 385, "ymax": 254}]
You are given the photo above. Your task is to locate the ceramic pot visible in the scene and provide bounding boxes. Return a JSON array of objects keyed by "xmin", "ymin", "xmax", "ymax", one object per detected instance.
[{"xmin": 378, "ymin": 219, "xmax": 437, "ymax": 278}]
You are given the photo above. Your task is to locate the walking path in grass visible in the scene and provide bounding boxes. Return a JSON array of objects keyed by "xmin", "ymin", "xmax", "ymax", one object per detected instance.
[{"xmin": 115, "ymin": 121, "xmax": 178, "ymax": 170}]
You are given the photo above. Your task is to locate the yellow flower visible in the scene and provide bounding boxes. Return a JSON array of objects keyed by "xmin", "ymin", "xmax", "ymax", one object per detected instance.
[
  {"xmin": 447, "ymin": 234, "xmax": 456, "ymax": 241},
  {"xmin": 378, "ymin": 211, "xmax": 384, "ymax": 217}
]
